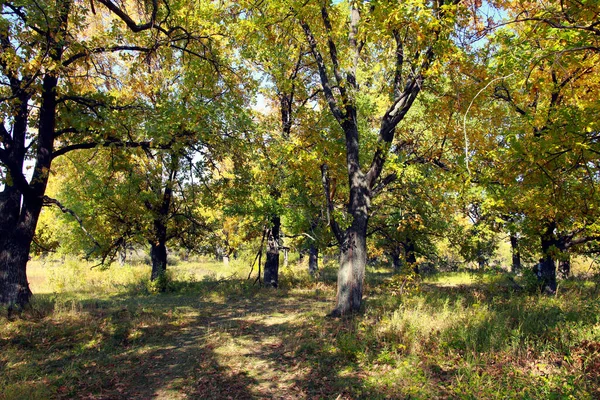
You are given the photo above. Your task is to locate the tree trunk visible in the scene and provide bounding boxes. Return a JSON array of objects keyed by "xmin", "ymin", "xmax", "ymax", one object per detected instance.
[
  {"xmin": 540, "ymin": 223, "xmax": 558, "ymax": 294},
  {"xmin": 557, "ymin": 240, "xmax": 570, "ymax": 279},
  {"xmin": 404, "ymin": 239, "xmax": 418, "ymax": 274},
  {"xmin": 0, "ymin": 227, "xmax": 33, "ymax": 309},
  {"xmin": 150, "ymin": 240, "xmax": 168, "ymax": 282},
  {"xmin": 0, "ymin": 74, "xmax": 58, "ymax": 309},
  {"xmin": 331, "ymin": 225, "xmax": 367, "ymax": 316},
  {"xmin": 510, "ymin": 233, "xmax": 521, "ymax": 273},
  {"xmin": 308, "ymin": 244, "xmax": 319, "ymax": 276},
  {"xmin": 390, "ymin": 246, "xmax": 402, "ymax": 272},
  {"xmin": 264, "ymin": 216, "xmax": 280, "ymax": 288}
]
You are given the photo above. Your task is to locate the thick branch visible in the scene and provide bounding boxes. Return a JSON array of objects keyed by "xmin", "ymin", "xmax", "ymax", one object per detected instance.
[
  {"xmin": 96, "ymin": 0, "xmax": 159, "ymax": 33},
  {"xmin": 52, "ymin": 138, "xmax": 174, "ymax": 159},
  {"xmin": 63, "ymin": 45, "xmax": 153, "ymax": 67},
  {"xmin": 299, "ymin": 18, "xmax": 344, "ymax": 123}
]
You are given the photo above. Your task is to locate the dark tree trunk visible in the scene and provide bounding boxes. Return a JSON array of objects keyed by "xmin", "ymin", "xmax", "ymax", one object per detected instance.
[
  {"xmin": 390, "ymin": 246, "xmax": 402, "ymax": 272},
  {"xmin": 510, "ymin": 233, "xmax": 521, "ymax": 273},
  {"xmin": 0, "ymin": 227, "xmax": 33, "ymax": 309},
  {"xmin": 150, "ymin": 240, "xmax": 168, "ymax": 283},
  {"xmin": 146, "ymin": 155, "xmax": 178, "ymax": 291},
  {"xmin": 308, "ymin": 244, "xmax": 319, "ymax": 276},
  {"xmin": 557, "ymin": 240, "xmax": 570, "ymax": 279},
  {"xmin": 264, "ymin": 215, "xmax": 280, "ymax": 288},
  {"xmin": 404, "ymin": 239, "xmax": 418, "ymax": 274},
  {"xmin": 0, "ymin": 74, "xmax": 58, "ymax": 308},
  {"xmin": 540, "ymin": 223, "xmax": 558, "ymax": 294}
]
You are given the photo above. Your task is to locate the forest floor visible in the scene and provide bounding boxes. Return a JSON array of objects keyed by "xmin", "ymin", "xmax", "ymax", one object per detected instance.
[{"xmin": 1, "ymin": 259, "xmax": 600, "ymax": 399}]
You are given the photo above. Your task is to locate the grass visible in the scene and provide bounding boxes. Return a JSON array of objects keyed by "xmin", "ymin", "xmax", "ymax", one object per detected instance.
[{"xmin": 1, "ymin": 258, "xmax": 599, "ymax": 399}]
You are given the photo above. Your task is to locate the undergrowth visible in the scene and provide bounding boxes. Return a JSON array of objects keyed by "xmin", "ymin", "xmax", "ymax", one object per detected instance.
[{"xmin": 1, "ymin": 260, "xmax": 599, "ymax": 399}]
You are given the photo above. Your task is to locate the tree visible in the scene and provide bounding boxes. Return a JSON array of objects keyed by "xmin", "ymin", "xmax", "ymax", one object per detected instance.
[
  {"xmin": 475, "ymin": 0, "xmax": 600, "ymax": 291},
  {"xmin": 290, "ymin": 0, "xmax": 465, "ymax": 315},
  {"xmin": 0, "ymin": 0, "xmax": 233, "ymax": 308}
]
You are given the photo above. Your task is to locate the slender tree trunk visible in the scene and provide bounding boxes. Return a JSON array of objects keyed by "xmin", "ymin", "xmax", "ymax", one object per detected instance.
[
  {"xmin": 540, "ymin": 223, "xmax": 558, "ymax": 294},
  {"xmin": 510, "ymin": 233, "xmax": 521, "ymax": 273},
  {"xmin": 264, "ymin": 216, "xmax": 280, "ymax": 288},
  {"xmin": 308, "ymin": 244, "xmax": 319, "ymax": 276}
]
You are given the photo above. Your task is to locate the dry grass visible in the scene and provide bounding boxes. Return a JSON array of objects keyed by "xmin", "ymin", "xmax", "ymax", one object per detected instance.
[{"xmin": 1, "ymin": 260, "xmax": 599, "ymax": 399}]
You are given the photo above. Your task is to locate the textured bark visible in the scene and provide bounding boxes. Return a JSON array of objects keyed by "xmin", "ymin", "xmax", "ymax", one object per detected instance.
[
  {"xmin": 264, "ymin": 216, "xmax": 280, "ymax": 288},
  {"xmin": 331, "ymin": 226, "xmax": 367, "ymax": 316},
  {"xmin": 308, "ymin": 244, "xmax": 319, "ymax": 276},
  {"xmin": 330, "ymin": 171, "xmax": 369, "ymax": 316},
  {"xmin": 510, "ymin": 233, "xmax": 521, "ymax": 273},
  {"xmin": 0, "ymin": 74, "xmax": 58, "ymax": 308}
]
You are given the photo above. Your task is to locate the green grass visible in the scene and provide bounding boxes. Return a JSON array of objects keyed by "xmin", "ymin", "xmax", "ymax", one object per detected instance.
[{"xmin": 1, "ymin": 259, "xmax": 599, "ymax": 399}]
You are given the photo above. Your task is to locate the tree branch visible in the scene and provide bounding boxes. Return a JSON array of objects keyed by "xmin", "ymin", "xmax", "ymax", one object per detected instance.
[
  {"xmin": 298, "ymin": 18, "xmax": 344, "ymax": 123},
  {"xmin": 52, "ymin": 138, "xmax": 174, "ymax": 159},
  {"xmin": 321, "ymin": 163, "xmax": 343, "ymax": 245},
  {"xmin": 43, "ymin": 195, "xmax": 101, "ymax": 250}
]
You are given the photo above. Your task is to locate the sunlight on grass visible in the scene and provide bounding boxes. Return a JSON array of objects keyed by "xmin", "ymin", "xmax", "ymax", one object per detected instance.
[{"xmin": 2, "ymin": 259, "xmax": 600, "ymax": 399}]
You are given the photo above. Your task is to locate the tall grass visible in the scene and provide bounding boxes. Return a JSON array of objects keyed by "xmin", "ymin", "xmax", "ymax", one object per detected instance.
[{"xmin": 1, "ymin": 259, "xmax": 599, "ymax": 399}]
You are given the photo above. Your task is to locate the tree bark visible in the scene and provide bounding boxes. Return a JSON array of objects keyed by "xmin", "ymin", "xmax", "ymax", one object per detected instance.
[
  {"xmin": 540, "ymin": 223, "xmax": 558, "ymax": 294},
  {"xmin": 510, "ymin": 233, "xmax": 521, "ymax": 273},
  {"xmin": 263, "ymin": 216, "xmax": 280, "ymax": 288},
  {"xmin": 557, "ymin": 240, "xmax": 570, "ymax": 279},
  {"xmin": 404, "ymin": 238, "xmax": 418, "ymax": 274},
  {"xmin": 332, "ymin": 224, "xmax": 367, "ymax": 316},
  {"xmin": 0, "ymin": 74, "xmax": 58, "ymax": 308},
  {"xmin": 390, "ymin": 246, "xmax": 402, "ymax": 272},
  {"xmin": 150, "ymin": 240, "xmax": 168, "ymax": 283},
  {"xmin": 308, "ymin": 244, "xmax": 319, "ymax": 276}
]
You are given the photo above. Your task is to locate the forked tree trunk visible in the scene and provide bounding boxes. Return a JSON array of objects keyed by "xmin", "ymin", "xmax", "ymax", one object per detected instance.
[
  {"xmin": 510, "ymin": 233, "xmax": 521, "ymax": 273},
  {"xmin": 557, "ymin": 240, "xmax": 570, "ymax": 279},
  {"xmin": 1, "ymin": 74, "xmax": 58, "ymax": 309},
  {"xmin": 264, "ymin": 216, "xmax": 280, "ymax": 288},
  {"xmin": 308, "ymin": 244, "xmax": 319, "ymax": 276}
]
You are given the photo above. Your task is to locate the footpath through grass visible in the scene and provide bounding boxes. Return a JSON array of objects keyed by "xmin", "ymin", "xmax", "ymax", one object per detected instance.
[{"xmin": 1, "ymin": 259, "xmax": 599, "ymax": 399}]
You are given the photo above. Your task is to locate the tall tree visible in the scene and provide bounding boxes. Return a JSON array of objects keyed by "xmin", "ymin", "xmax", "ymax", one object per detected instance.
[
  {"xmin": 0, "ymin": 0, "xmax": 231, "ymax": 308},
  {"xmin": 291, "ymin": 0, "xmax": 465, "ymax": 315}
]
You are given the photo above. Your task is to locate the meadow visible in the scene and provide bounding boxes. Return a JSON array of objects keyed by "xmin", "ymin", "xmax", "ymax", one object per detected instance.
[{"xmin": 1, "ymin": 257, "xmax": 599, "ymax": 399}]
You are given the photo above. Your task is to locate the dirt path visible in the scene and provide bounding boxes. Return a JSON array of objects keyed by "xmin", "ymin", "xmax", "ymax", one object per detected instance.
[{"xmin": 96, "ymin": 292, "xmax": 342, "ymax": 399}]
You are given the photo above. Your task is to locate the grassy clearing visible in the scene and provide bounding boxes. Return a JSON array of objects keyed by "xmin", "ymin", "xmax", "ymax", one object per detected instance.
[{"xmin": 1, "ymin": 259, "xmax": 599, "ymax": 399}]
